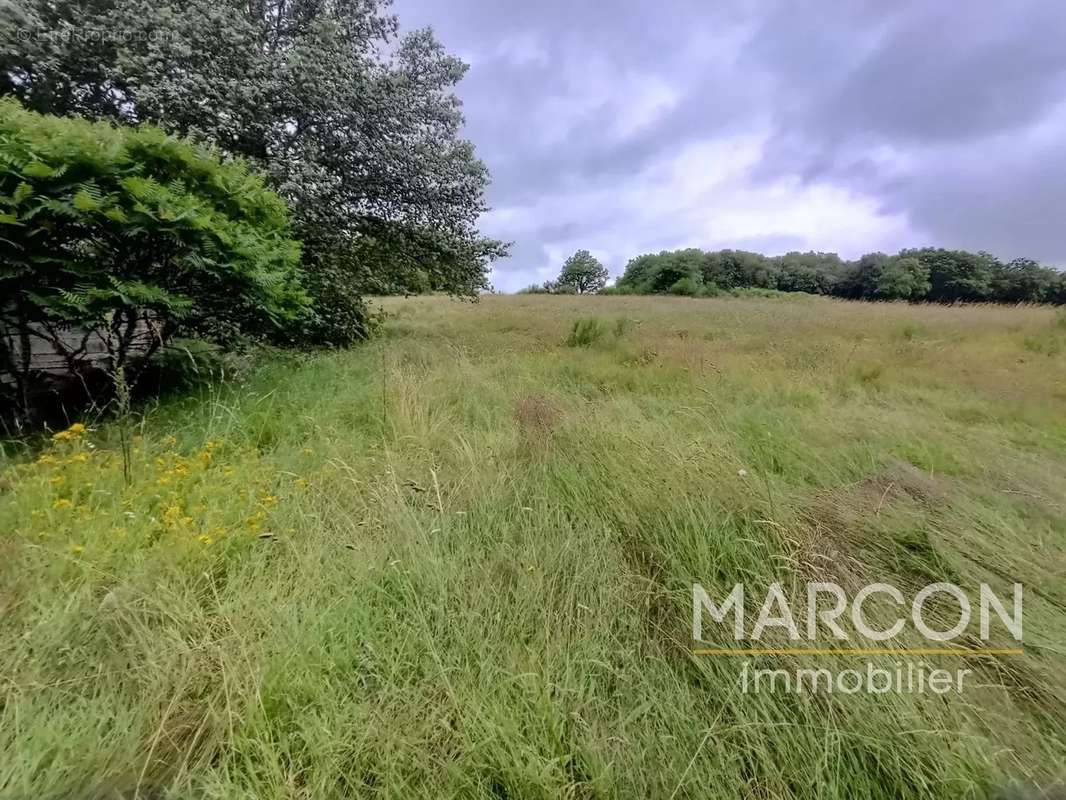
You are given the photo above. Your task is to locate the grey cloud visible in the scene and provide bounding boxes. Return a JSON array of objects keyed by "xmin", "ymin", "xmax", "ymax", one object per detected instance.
[{"xmin": 393, "ymin": 0, "xmax": 1066, "ymax": 288}]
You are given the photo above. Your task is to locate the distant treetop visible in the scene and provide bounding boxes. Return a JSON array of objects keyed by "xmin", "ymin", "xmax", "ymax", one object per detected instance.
[{"xmin": 604, "ymin": 247, "xmax": 1064, "ymax": 305}]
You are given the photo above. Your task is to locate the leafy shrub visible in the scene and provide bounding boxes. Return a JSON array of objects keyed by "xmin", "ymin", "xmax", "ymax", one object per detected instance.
[
  {"xmin": 565, "ymin": 316, "xmax": 634, "ymax": 348},
  {"xmin": 565, "ymin": 317, "xmax": 611, "ymax": 347},
  {"xmin": 141, "ymin": 338, "xmax": 261, "ymax": 395},
  {"xmin": 669, "ymin": 276, "xmax": 701, "ymax": 296},
  {"xmin": 699, "ymin": 282, "xmax": 723, "ymax": 297},
  {"xmin": 0, "ymin": 100, "xmax": 307, "ymax": 419},
  {"xmin": 516, "ymin": 284, "xmax": 548, "ymax": 294},
  {"xmin": 728, "ymin": 287, "xmax": 789, "ymax": 299},
  {"xmin": 518, "ymin": 280, "xmax": 579, "ymax": 295}
]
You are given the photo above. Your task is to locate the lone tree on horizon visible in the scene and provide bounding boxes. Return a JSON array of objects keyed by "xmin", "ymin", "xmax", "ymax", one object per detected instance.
[{"xmin": 558, "ymin": 250, "xmax": 609, "ymax": 294}]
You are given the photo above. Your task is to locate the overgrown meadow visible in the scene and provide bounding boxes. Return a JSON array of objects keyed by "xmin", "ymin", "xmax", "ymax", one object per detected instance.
[{"xmin": 2, "ymin": 294, "xmax": 1065, "ymax": 799}]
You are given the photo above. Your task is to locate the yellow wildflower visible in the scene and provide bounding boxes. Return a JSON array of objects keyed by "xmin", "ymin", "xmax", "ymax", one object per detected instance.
[
  {"xmin": 197, "ymin": 534, "xmax": 213, "ymax": 545},
  {"xmin": 163, "ymin": 504, "xmax": 183, "ymax": 522},
  {"xmin": 49, "ymin": 475, "xmax": 65, "ymax": 486},
  {"xmin": 69, "ymin": 452, "xmax": 89, "ymax": 464},
  {"xmin": 163, "ymin": 435, "xmax": 177, "ymax": 446},
  {"xmin": 70, "ymin": 544, "xmax": 84, "ymax": 555},
  {"xmin": 37, "ymin": 454, "xmax": 59, "ymax": 467},
  {"xmin": 51, "ymin": 422, "xmax": 86, "ymax": 443},
  {"xmin": 53, "ymin": 498, "xmax": 72, "ymax": 509},
  {"xmin": 261, "ymin": 494, "xmax": 278, "ymax": 507}
]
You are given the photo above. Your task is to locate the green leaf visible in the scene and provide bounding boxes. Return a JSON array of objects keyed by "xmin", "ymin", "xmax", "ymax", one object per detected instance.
[
  {"xmin": 73, "ymin": 190, "xmax": 100, "ymax": 212},
  {"xmin": 22, "ymin": 161, "xmax": 54, "ymax": 179},
  {"xmin": 13, "ymin": 182, "xmax": 33, "ymax": 204}
]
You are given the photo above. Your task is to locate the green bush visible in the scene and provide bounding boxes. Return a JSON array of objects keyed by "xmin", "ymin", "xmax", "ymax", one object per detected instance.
[
  {"xmin": 564, "ymin": 316, "xmax": 635, "ymax": 348},
  {"xmin": 565, "ymin": 317, "xmax": 610, "ymax": 347},
  {"xmin": 669, "ymin": 276, "xmax": 701, "ymax": 296},
  {"xmin": 727, "ymin": 287, "xmax": 790, "ymax": 299},
  {"xmin": 0, "ymin": 100, "xmax": 308, "ymax": 418}
]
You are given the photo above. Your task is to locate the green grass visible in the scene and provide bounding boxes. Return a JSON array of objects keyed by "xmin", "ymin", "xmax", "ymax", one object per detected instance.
[{"xmin": 2, "ymin": 294, "xmax": 1065, "ymax": 799}]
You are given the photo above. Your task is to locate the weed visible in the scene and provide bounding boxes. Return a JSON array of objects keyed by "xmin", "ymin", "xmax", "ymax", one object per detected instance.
[
  {"xmin": 565, "ymin": 316, "xmax": 610, "ymax": 347},
  {"xmin": 565, "ymin": 316, "xmax": 633, "ymax": 347}
]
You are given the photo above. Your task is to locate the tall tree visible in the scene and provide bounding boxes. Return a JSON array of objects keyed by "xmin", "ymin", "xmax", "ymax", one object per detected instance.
[
  {"xmin": 0, "ymin": 0, "xmax": 506, "ymax": 344},
  {"xmin": 992, "ymin": 258, "xmax": 1058, "ymax": 303},
  {"xmin": 557, "ymin": 250, "xmax": 609, "ymax": 294},
  {"xmin": 902, "ymin": 248, "xmax": 994, "ymax": 302}
]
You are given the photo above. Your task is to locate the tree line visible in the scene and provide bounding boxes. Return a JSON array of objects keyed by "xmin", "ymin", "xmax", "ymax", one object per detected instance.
[{"xmin": 537, "ymin": 247, "xmax": 1065, "ymax": 304}]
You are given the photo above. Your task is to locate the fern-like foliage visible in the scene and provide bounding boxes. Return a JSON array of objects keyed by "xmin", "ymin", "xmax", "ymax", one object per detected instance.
[{"xmin": 0, "ymin": 98, "xmax": 309, "ymax": 381}]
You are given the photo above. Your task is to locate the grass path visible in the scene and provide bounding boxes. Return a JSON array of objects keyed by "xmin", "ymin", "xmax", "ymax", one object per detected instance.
[{"xmin": 2, "ymin": 295, "xmax": 1065, "ymax": 798}]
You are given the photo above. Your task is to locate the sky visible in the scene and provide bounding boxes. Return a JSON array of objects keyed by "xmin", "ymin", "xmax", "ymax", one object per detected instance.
[{"xmin": 392, "ymin": 0, "xmax": 1066, "ymax": 293}]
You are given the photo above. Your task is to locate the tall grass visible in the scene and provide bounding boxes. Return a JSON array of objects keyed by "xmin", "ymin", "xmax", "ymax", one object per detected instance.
[{"xmin": 1, "ymin": 294, "xmax": 1064, "ymax": 798}]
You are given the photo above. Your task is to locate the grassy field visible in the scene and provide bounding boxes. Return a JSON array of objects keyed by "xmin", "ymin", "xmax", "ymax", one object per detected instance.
[{"xmin": 2, "ymin": 294, "xmax": 1065, "ymax": 799}]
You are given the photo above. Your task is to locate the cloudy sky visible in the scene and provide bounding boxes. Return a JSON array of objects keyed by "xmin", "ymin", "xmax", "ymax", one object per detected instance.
[{"xmin": 393, "ymin": 0, "xmax": 1066, "ymax": 292}]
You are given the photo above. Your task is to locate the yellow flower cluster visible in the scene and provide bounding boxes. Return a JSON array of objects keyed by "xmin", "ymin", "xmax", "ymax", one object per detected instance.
[
  {"xmin": 2, "ymin": 423, "xmax": 314, "ymax": 561},
  {"xmin": 50, "ymin": 422, "xmax": 87, "ymax": 443}
]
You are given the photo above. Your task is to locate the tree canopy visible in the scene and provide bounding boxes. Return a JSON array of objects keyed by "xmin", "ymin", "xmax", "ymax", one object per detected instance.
[
  {"xmin": 557, "ymin": 249, "xmax": 609, "ymax": 294},
  {"xmin": 0, "ymin": 0, "xmax": 506, "ymax": 343}
]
